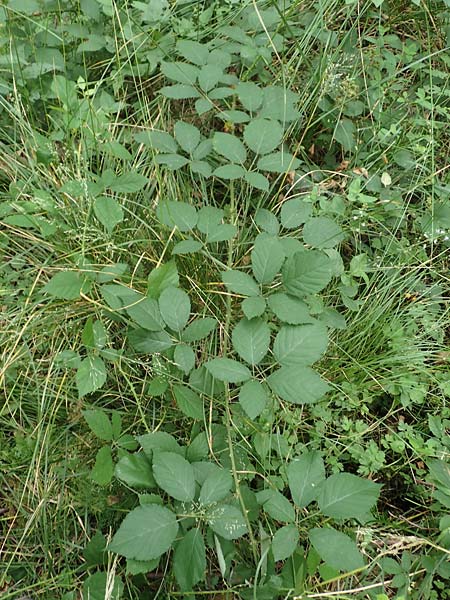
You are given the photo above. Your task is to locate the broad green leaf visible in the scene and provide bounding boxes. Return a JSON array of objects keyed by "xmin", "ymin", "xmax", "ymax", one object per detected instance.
[
  {"xmin": 181, "ymin": 317, "xmax": 217, "ymax": 343},
  {"xmin": 43, "ymin": 271, "xmax": 88, "ymax": 300},
  {"xmin": 128, "ymin": 329, "xmax": 173, "ymax": 353},
  {"xmin": 272, "ymin": 525, "xmax": 299, "ymax": 561},
  {"xmin": 268, "ymin": 293, "xmax": 315, "ymax": 325},
  {"xmin": 268, "ymin": 366, "xmax": 330, "ymax": 404},
  {"xmin": 273, "ymin": 324, "xmax": 328, "ymax": 366},
  {"xmin": 199, "ymin": 469, "xmax": 233, "ymax": 505},
  {"xmin": 159, "ymin": 286, "xmax": 190, "ymax": 331},
  {"xmin": 83, "ymin": 409, "xmax": 112, "ymax": 441},
  {"xmin": 152, "ymin": 451, "xmax": 196, "ymax": 501},
  {"xmin": 208, "ymin": 48, "xmax": 231, "ymax": 68},
  {"xmin": 282, "ymin": 250, "xmax": 333, "ymax": 297},
  {"xmin": 173, "ymin": 384, "xmax": 203, "ymax": 420},
  {"xmin": 207, "ymin": 504, "xmax": 247, "ymax": 540},
  {"xmin": 257, "ymin": 489, "xmax": 295, "ymax": 523},
  {"xmin": 189, "ymin": 160, "xmax": 212, "ymax": 178},
  {"xmin": 82, "ymin": 318, "xmax": 107, "ymax": 349},
  {"xmin": 196, "ymin": 206, "xmax": 223, "ymax": 234},
  {"xmin": 251, "ymin": 234, "xmax": 285, "ymax": 284},
  {"xmin": 115, "ymin": 453, "xmax": 155, "ymax": 489},
  {"xmin": 97, "ymin": 263, "xmax": 128, "ymax": 284},
  {"xmin": 82, "ymin": 572, "xmax": 123, "ymax": 600},
  {"xmin": 199, "ymin": 64, "xmax": 222, "ymax": 92},
  {"xmin": 257, "ymin": 151, "xmax": 301, "ymax": 173},
  {"xmin": 255, "ymin": 208, "xmax": 280, "ymax": 236},
  {"xmin": 206, "ymin": 223, "xmax": 237, "ymax": 243},
  {"xmin": 93, "ymin": 197, "xmax": 123, "ymax": 232},
  {"xmin": 173, "ymin": 344, "xmax": 196, "ymax": 374},
  {"xmin": 260, "ymin": 85, "xmax": 300, "ymax": 121},
  {"xmin": 7, "ymin": 0, "xmax": 40, "ymax": 14},
  {"xmin": 109, "ymin": 172, "xmax": 148, "ymax": 193},
  {"xmin": 236, "ymin": 81, "xmax": 263, "ymax": 112},
  {"xmin": 173, "ymin": 529, "xmax": 206, "ymax": 591},
  {"xmin": 317, "ymin": 473, "xmax": 381, "ymax": 520},
  {"xmin": 213, "ymin": 132, "xmax": 247, "ymax": 163},
  {"xmin": 138, "ymin": 431, "xmax": 183, "ymax": 457},
  {"xmin": 245, "ymin": 171, "xmax": 269, "ymax": 191},
  {"xmin": 126, "ymin": 557, "xmax": 159, "ymax": 576},
  {"xmin": 242, "ymin": 296, "xmax": 266, "ymax": 320},
  {"xmin": 334, "ymin": 118, "xmax": 356, "ymax": 152},
  {"xmin": 157, "ymin": 201, "xmax": 198, "ymax": 232},
  {"xmin": 134, "ymin": 130, "xmax": 178, "ymax": 153},
  {"xmin": 91, "ymin": 446, "xmax": 113, "ymax": 486},
  {"xmin": 244, "ymin": 119, "xmax": 283, "ymax": 155},
  {"xmin": 239, "ymin": 380, "xmax": 268, "ymax": 419},
  {"xmin": 76, "ymin": 356, "xmax": 107, "ymax": 398},
  {"xmin": 111, "ymin": 411, "xmax": 121, "ymax": 440},
  {"xmin": 205, "ymin": 358, "xmax": 251, "ymax": 383},
  {"xmin": 221, "ymin": 270, "xmax": 259, "ymax": 296},
  {"xmin": 287, "ymin": 451, "xmax": 326, "ymax": 508},
  {"xmin": 280, "ymin": 198, "xmax": 311, "ymax": 229},
  {"xmin": 155, "ymin": 154, "xmax": 190, "ymax": 169},
  {"xmin": 101, "ymin": 284, "xmax": 141, "ymax": 310},
  {"xmin": 232, "ymin": 318, "xmax": 270, "ymax": 365},
  {"xmin": 161, "ymin": 61, "xmax": 199, "ymax": 84},
  {"xmin": 109, "ymin": 505, "xmax": 178, "ymax": 560},
  {"xmin": 147, "ymin": 260, "xmax": 179, "ymax": 298},
  {"xmin": 176, "ymin": 40, "xmax": 209, "ymax": 65},
  {"xmin": 192, "ymin": 139, "xmax": 213, "ymax": 161},
  {"xmin": 213, "ymin": 164, "xmax": 246, "ymax": 180},
  {"xmin": 174, "ymin": 121, "xmax": 200, "ymax": 153},
  {"xmin": 302, "ymin": 217, "xmax": 345, "ymax": 248},
  {"xmin": 195, "ymin": 97, "xmax": 213, "ymax": 114},
  {"xmin": 126, "ymin": 297, "xmax": 164, "ymax": 331},
  {"xmin": 309, "ymin": 528, "xmax": 365, "ymax": 572},
  {"xmin": 160, "ymin": 84, "xmax": 200, "ymax": 99},
  {"xmin": 217, "ymin": 109, "xmax": 250, "ymax": 124}
]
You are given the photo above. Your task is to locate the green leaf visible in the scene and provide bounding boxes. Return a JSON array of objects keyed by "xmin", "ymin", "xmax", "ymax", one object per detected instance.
[
  {"xmin": 111, "ymin": 411, "xmax": 121, "ymax": 440},
  {"xmin": 152, "ymin": 451, "xmax": 196, "ymax": 501},
  {"xmin": 91, "ymin": 446, "xmax": 113, "ymax": 486},
  {"xmin": 177, "ymin": 40, "xmax": 209, "ymax": 65},
  {"xmin": 217, "ymin": 109, "xmax": 250, "ymax": 124},
  {"xmin": 115, "ymin": 453, "xmax": 155, "ymax": 489},
  {"xmin": 199, "ymin": 469, "xmax": 233, "ymax": 505},
  {"xmin": 174, "ymin": 121, "xmax": 200, "ymax": 153},
  {"xmin": 138, "ymin": 431, "xmax": 183, "ymax": 457},
  {"xmin": 196, "ymin": 206, "xmax": 223, "ymax": 234},
  {"xmin": 244, "ymin": 119, "xmax": 283, "ymax": 155},
  {"xmin": 206, "ymin": 223, "xmax": 237, "ymax": 243},
  {"xmin": 173, "ymin": 384, "xmax": 203, "ymax": 420},
  {"xmin": 317, "ymin": 473, "xmax": 381, "ymax": 520},
  {"xmin": 309, "ymin": 528, "xmax": 365, "ymax": 572},
  {"xmin": 159, "ymin": 286, "xmax": 190, "ymax": 331},
  {"xmin": 93, "ymin": 197, "xmax": 123, "ymax": 232},
  {"xmin": 221, "ymin": 270, "xmax": 259, "ymax": 296},
  {"xmin": 242, "ymin": 296, "xmax": 266, "ymax": 320},
  {"xmin": 205, "ymin": 358, "xmax": 251, "ymax": 383},
  {"xmin": 101, "ymin": 284, "xmax": 141, "ymax": 310},
  {"xmin": 280, "ymin": 199, "xmax": 311, "ymax": 229},
  {"xmin": 268, "ymin": 366, "xmax": 330, "ymax": 404},
  {"xmin": 173, "ymin": 344, "xmax": 196, "ymax": 375},
  {"xmin": 43, "ymin": 271, "xmax": 88, "ymax": 300},
  {"xmin": 260, "ymin": 86, "xmax": 300, "ymax": 122},
  {"xmin": 282, "ymin": 250, "xmax": 333, "ymax": 297},
  {"xmin": 97, "ymin": 263, "xmax": 128, "ymax": 284},
  {"xmin": 160, "ymin": 84, "xmax": 200, "ymax": 99},
  {"xmin": 244, "ymin": 171, "xmax": 269, "ymax": 191},
  {"xmin": 213, "ymin": 164, "xmax": 246, "ymax": 180},
  {"xmin": 268, "ymin": 293, "xmax": 315, "ymax": 325},
  {"xmin": 255, "ymin": 208, "xmax": 280, "ymax": 236},
  {"xmin": 181, "ymin": 317, "xmax": 217, "ymax": 343},
  {"xmin": 273, "ymin": 324, "xmax": 328, "ymax": 367},
  {"xmin": 302, "ymin": 217, "xmax": 345, "ymax": 248},
  {"xmin": 232, "ymin": 318, "xmax": 270, "ymax": 365},
  {"xmin": 157, "ymin": 201, "xmax": 198, "ymax": 232},
  {"xmin": 83, "ymin": 572, "xmax": 123, "ymax": 600},
  {"xmin": 239, "ymin": 380, "xmax": 268, "ymax": 420},
  {"xmin": 83, "ymin": 410, "xmax": 113, "ymax": 441},
  {"xmin": 257, "ymin": 151, "xmax": 300, "ymax": 173},
  {"xmin": 251, "ymin": 234, "xmax": 285, "ymax": 284},
  {"xmin": 82, "ymin": 319, "xmax": 107, "ymax": 350},
  {"xmin": 213, "ymin": 132, "xmax": 247, "ymax": 163},
  {"xmin": 236, "ymin": 81, "xmax": 263, "ymax": 112},
  {"xmin": 126, "ymin": 297, "xmax": 164, "ymax": 331},
  {"xmin": 173, "ymin": 529, "xmax": 206, "ymax": 591},
  {"xmin": 76, "ymin": 356, "xmax": 107, "ymax": 398},
  {"xmin": 195, "ymin": 97, "xmax": 213, "ymax": 114},
  {"xmin": 334, "ymin": 118, "xmax": 356, "ymax": 152},
  {"xmin": 189, "ymin": 160, "xmax": 212, "ymax": 178},
  {"xmin": 287, "ymin": 451, "xmax": 326, "ymax": 508},
  {"xmin": 135, "ymin": 130, "xmax": 178, "ymax": 153},
  {"xmin": 257, "ymin": 489, "xmax": 295, "ymax": 523},
  {"xmin": 155, "ymin": 154, "xmax": 190, "ymax": 169},
  {"xmin": 192, "ymin": 140, "xmax": 213, "ymax": 161},
  {"xmin": 272, "ymin": 525, "xmax": 299, "ymax": 561},
  {"xmin": 126, "ymin": 557, "xmax": 159, "ymax": 576},
  {"xmin": 161, "ymin": 61, "xmax": 199, "ymax": 84},
  {"xmin": 199, "ymin": 64, "xmax": 222, "ymax": 92},
  {"xmin": 109, "ymin": 505, "xmax": 178, "ymax": 560},
  {"xmin": 147, "ymin": 260, "xmax": 179, "ymax": 298},
  {"xmin": 207, "ymin": 504, "xmax": 247, "ymax": 540},
  {"xmin": 109, "ymin": 172, "xmax": 148, "ymax": 193},
  {"xmin": 128, "ymin": 329, "xmax": 173, "ymax": 353}
]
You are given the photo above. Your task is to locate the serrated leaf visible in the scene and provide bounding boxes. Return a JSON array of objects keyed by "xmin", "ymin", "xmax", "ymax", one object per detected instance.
[
  {"xmin": 213, "ymin": 164, "xmax": 246, "ymax": 180},
  {"xmin": 257, "ymin": 151, "xmax": 300, "ymax": 173},
  {"xmin": 109, "ymin": 172, "xmax": 148, "ymax": 193},
  {"xmin": 173, "ymin": 344, "xmax": 196, "ymax": 374},
  {"xmin": 126, "ymin": 297, "xmax": 164, "ymax": 331},
  {"xmin": 115, "ymin": 453, "xmax": 155, "ymax": 489},
  {"xmin": 287, "ymin": 451, "xmax": 326, "ymax": 508},
  {"xmin": 199, "ymin": 63, "xmax": 222, "ymax": 92},
  {"xmin": 91, "ymin": 446, "xmax": 113, "ymax": 486},
  {"xmin": 147, "ymin": 261, "xmax": 179, "ymax": 298},
  {"xmin": 157, "ymin": 201, "xmax": 198, "ymax": 232},
  {"xmin": 205, "ymin": 358, "xmax": 251, "ymax": 383},
  {"xmin": 199, "ymin": 469, "xmax": 233, "ymax": 505},
  {"xmin": 109, "ymin": 505, "xmax": 178, "ymax": 560},
  {"xmin": 232, "ymin": 318, "xmax": 270, "ymax": 365},
  {"xmin": 242, "ymin": 296, "xmax": 266, "ymax": 319},
  {"xmin": 280, "ymin": 198, "xmax": 311, "ymax": 229},
  {"xmin": 173, "ymin": 384, "xmax": 203, "ymax": 420},
  {"xmin": 93, "ymin": 197, "xmax": 123, "ymax": 232},
  {"xmin": 159, "ymin": 286, "xmax": 190, "ymax": 331},
  {"xmin": 205, "ymin": 223, "xmax": 237, "ymax": 243},
  {"xmin": 317, "ymin": 473, "xmax": 381, "ymax": 520},
  {"xmin": 189, "ymin": 160, "xmax": 212, "ymax": 178},
  {"xmin": 309, "ymin": 528, "xmax": 365, "ymax": 572},
  {"xmin": 128, "ymin": 329, "xmax": 173, "ymax": 353},
  {"xmin": 239, "ymin": 379, "xmax": 268, "ymax": 419},
  {"xmin": 138, "ymin": 431, "xmax": 183, "ymax": 457},
  {"xmin": 82, "ymin": 318, "xmax": 107, "ymax": 349},
  {"xmin": 76, "ymin": 356, "xmax": 107, "ymax": 398},
  {"xmin": 160, "ymin": 84, "xmax": 200, "ymax": 99},
  {"xmin": 83, "ymin": 410, "xmax": 113, "ymax": 441},
  {"xmin": 282, "ymin": 250, "xmax": 333, "ymax": 297},
  {"xmin": 259, "ymin": 85, "xmax": 300, "ymax": 121},
  {"xmin": 207, "ymin": 504, "xmax": 247, "ymax": 540},
  {"xmin": 273, "ymin": 324, "xmax": 328, "ymax": 367},
  {"xmin": 161, "ymin": 61, "xmax": 199, "ymax": 84},
  {"xmin": 213, "ymin": 132, "xmax": 247, "ymax": 163},
  {"xmin": 82, "ymin": 572, "xmax": 123, "ymax": 600},
  {"xmin": 303, "ymin": 217, "xmax": 345, "ymax": 248},
  {"xmin": 221, "ymin": 270, "xmax": 259, "ymax": 296},
  {"xmin": 236, "ymin": 81, "xmax": 263, "ymax": 112},
  {"xmin": 181, "ymin": 317, "xmax": 217, "ymax": 342},
  {"xmin": 43, "ymin": 271, "xmax": 89, "ymax": 300},
  {"xmin": 172, "ymin": 238, "xmax": 202, "ymax": 255},
  {"xmin": 268, "ymin": 366, "xmax": 330, "ymax": 404},
  {"xmin": 217, "ymin": 109, "xmax": 250, "ymax": 123},
  {"xmin": 135, "ymin": 130, "xmax": 178, "ymax": 153},
  {"xmin": 126, "ymin": 558, "xmax": 159, "ymax": 576},
  {"xmin": 268, "ymin": 293, "xmax": 315, "ymax": 325},
  {"xmin": 272, "ymin": 525, "xmax": 299, "ymax": 561},
  {"xmin": 251, "ymin": 234, "xmax": 285, "ymax": 284},
  {"xmin": 334, "ymin": 118, "xmax": 356, "ymax": 152},
  {"xmin": 174, "ymin": 121, "xmax": 200, "ymax": 153},
  {"xmin": 195, "ymin": 97, "xmax": 213, "ymax": 114},
  {"xmin": 255, "ymin": 208, "xmax": 280, "ymax": 236},
  {"xmin": 152, "ymin": 451, "xmax": 196, "ymax": 501},
  {"xmin": 177, "ymin": 40, "xmax": 209, "ymax": 65},
  {"xmin": 244, "ymin": 119, "xmax": 284, "ymax": 155},
  {"xmin": 155, "ymin": 154, "xmax": 190, "ymax": 169},
  {"xmin": 245, "ymin": 171, "xmax": 269, "ymax": 191},
  {"xmin": 257, "ymin": 489, "xmax": 295, "ymax": 523},
  {"xmin": 173, "ymin": 529, "xmax": 206, "ymax": 592}
]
